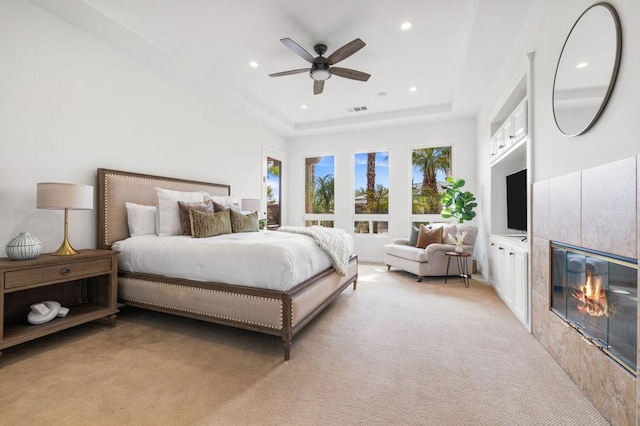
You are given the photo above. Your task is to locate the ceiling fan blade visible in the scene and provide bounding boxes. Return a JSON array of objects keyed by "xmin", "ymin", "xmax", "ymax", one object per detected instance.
[
  {"xmin": 331, "ymin": 67, "xmax": 371, "ymax": 82},
  {"xmin": 269, "ymin": 68, "xmax": 310, "ymax": 77},
  {"xmin": 327, "ymin": 38, "xmax": 366, "ymax": 65},
  {"xmin": 280, "ymin": 38, "xmax": 315, "ymax": 63},
  {"xmin": 314, "ymin": 80, "xmax": 324, "ymax": 95}
]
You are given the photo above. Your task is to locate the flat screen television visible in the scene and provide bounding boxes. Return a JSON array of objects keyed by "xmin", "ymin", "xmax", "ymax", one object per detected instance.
[{"xmin": 506, "ymin": 169, "xmax": 527, "ymax": 231}]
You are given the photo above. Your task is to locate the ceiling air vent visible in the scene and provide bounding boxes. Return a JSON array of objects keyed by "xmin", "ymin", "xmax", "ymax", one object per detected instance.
[{"xmin": 348, "ymin": 106, "xmax": 368, "ymax": 112}]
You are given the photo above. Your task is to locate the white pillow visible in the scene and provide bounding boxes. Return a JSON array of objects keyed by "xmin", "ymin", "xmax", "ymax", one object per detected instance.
[
  {"xmin": 204, "ymin": 193, "xmax": 240, "ymax": 212},
  {"xmin": 155, "ymin": 188, "xmax": 205, "ymax": 235},
  {"xmin": 125, "ymin": 202, "xmax": 157, "ymax": 237}
]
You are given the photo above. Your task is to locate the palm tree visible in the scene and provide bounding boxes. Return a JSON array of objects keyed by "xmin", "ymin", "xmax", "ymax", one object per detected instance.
[
  {"xmin": 366, "ymin": 152, "xmax": 376, "ymax": 212},
  {"xmin": 313, "ymin": 174, "xmax": 334, "ymax": 213},
  {"xmin": 412, "ymin": 147, "xmax": 451, "ymax": 193},
  {"xmin": 305, "ymin": 157, "xmax": 320, "ymax": 213},
  {"xmin": 267, "ymin": 158, "xmax": 280, "ymax": 178},
  {"xmin": 266, "ymin": 185, "xmax": 275, "ymax": 203}
]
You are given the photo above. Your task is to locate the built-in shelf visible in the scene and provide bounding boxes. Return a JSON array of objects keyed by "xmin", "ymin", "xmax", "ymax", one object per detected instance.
[{"xmin": 487, "ymin": 53, "xmax": 534, "ymax": 331}]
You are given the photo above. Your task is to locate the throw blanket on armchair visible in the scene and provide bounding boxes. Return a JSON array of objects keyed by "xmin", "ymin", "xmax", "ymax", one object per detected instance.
[{"xmin": 278, "ymin": 226, "xmax": 352, "ymax": 276}]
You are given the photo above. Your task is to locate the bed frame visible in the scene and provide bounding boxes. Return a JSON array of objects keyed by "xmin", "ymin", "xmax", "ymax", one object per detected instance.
[{"xmin": 97, "ymin": 168, "xmax": 358, "ymax": 360}]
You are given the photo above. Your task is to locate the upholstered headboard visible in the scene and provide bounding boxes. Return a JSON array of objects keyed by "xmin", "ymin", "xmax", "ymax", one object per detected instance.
[{"xmin": 97, "ymin": 168, "xmax": 230, "ymax": 249}]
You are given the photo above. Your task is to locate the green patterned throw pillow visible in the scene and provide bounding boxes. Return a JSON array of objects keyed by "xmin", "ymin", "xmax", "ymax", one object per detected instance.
[
  {"xmin": 229, "ymin": 209, "xmax": 259, "ymax": 233},
  {"xmin": 189, "ymin": 208, "xmax": 232, "ymax": 238},
  {"xmin": 177, "ymin": 200, "xmax": 214, "ymax": 235}
]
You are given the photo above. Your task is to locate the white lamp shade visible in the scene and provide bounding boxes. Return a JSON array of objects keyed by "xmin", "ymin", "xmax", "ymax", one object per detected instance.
[
  {"xmin": 241, "ymin": 198, "xmax": 261, "ymax": 212},
  {"xmin": 37, "ymin": 183, "xmax": 94, "ymax": 210}
]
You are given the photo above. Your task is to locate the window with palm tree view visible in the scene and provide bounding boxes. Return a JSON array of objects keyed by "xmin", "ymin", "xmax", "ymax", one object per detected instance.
[
  {"xmin": 305, "ymin": 156, "xmax": 334, "ymax": 228},
  {"xmin": 266, "ymin": 157, "xmax": 281, "ymax": 229},
  {"xmin": 354, "ymin": 151, "xmax": 388, "ymax": 235},
  {"xmin": 412, "ymin": 146, "xmax": 451, "ymax": 214}
]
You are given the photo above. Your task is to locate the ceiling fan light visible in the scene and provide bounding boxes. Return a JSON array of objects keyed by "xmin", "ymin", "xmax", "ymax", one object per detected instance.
[{"xmin": 311, "ymin": 69, "xmax": 332, "ymax": 81}]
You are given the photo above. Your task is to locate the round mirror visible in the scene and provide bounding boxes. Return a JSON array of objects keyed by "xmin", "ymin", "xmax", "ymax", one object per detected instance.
[{"xmin": 552, "ymin": 2, "xmax": 621, "ymax": 137}]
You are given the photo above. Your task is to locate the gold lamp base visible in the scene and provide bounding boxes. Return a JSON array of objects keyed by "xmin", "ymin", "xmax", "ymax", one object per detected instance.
[
  {"xmin": 51, "ymin": 237, "xmax": 79, "ymax": 256},
  {"xmin": 50, "ymin": 208, "xmax": 79, "ymax": 256}
]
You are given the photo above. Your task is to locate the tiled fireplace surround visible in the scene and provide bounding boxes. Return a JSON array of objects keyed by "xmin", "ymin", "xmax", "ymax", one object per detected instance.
[{"xmin": 532, "ymin": 155, "xmax": 639, "ymax": 425}]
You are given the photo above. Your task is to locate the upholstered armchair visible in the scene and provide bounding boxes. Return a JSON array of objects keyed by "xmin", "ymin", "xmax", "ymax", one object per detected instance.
[{"xmin": 383, "ymin": 223, "xmax": 478, "ymax": 282}]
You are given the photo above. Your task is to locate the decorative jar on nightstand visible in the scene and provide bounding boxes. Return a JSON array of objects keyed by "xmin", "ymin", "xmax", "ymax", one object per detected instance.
[{"xmin": 6, "ymin": 232, "xmax": 43, "ymax": 260}]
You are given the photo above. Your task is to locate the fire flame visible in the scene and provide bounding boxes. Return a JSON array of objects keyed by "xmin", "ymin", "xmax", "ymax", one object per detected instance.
[{"xmin": 572, "ymin": 273, "xmax": 610, "ymax": 317}]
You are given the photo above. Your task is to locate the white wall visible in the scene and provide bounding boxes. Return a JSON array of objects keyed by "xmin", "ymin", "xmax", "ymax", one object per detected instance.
[
  {"xmin": 287, "ymin": 118, "xmax": 477, "ymax": 262},
  {"xmin": 474, "ymin": 0, "xmax": 640, "ymax": 278},
  {"xmin": 0, "ymin": 0, "xmax": 286, "ymax": 257}
]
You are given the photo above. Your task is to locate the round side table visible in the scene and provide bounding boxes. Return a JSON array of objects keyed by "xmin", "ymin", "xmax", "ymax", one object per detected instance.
[{"xmin": 444, "ymin": 251, "xmax": 472, "ymax": 288}]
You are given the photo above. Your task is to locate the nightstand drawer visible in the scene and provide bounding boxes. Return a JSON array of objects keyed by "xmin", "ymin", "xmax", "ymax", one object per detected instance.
[{"xmin": 4, "ymin": 257, "xmax": 112, "ymax": 290}]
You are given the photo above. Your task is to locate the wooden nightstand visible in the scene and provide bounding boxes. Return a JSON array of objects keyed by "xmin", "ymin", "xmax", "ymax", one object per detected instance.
[{"xmin": 0, "ymin": 249, "xmax": 118, "ymax": 355}]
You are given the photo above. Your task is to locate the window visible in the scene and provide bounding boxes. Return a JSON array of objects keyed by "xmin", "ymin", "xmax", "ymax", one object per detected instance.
[
  {"xmin": 305, "ymin": 156, "xmax": 335, "ymax": 227},
  {"xmin": 354, "ymin": 221, "xmax": 369, "ymax": 234},
  {"xmin": 266, "ymin": 157, "xmax": 281, "ymax": 229},
  {"xmin": 411, "ymin": 146, "xmax": 451, "ymax": 214},
  {"xmin": 354, "ymin": 151, "xmax": 389, "ymax": 214},
  {"xmin": 354, "ymin": 221, "xmax": 388, "ymax": 234},
  {"xmin": 353, "ymin": 151, "xmax": 389, "ymax": 236},
  {"xmin": 306, "ymin": 220, "xmax": 334, "ymax": 228}
]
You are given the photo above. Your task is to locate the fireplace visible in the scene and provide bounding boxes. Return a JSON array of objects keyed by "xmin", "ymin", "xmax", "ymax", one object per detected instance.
[{"xmin": 551, "ymin": 242, "xmax": 638, "ymax": 374}]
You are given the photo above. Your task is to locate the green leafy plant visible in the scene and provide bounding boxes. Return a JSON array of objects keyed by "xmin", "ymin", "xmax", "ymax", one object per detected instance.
[{"xmin": 441, "ymin": 177, "xmax": 477, "ymax": 224}]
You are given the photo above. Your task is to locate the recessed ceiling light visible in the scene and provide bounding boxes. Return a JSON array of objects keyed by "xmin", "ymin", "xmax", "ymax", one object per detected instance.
[
  {"xmin": 377, "ymin": 91, "xmax": 387, "ymax": 97},
  {"xmin": 576, "ymin": 62, "xmax": 588, "ymax": 69},
  {"xmin": 401, "ymin": 22, "xmax": 412, "ymax": 31},
  {"xmin": 249, "ymin": 61, "xmax": 259, "ymax": 68},
  {"xmin": 409, "ymin": 86, "xmax": 417, "ymax": 92},
  {"xmin": 301, "ymin": 105, "xmax": 308, "ymax": 109}
]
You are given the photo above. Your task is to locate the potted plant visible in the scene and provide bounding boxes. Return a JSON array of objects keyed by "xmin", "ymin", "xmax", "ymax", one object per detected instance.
[{"xmin": 440, "ymin": 176, "xmax": 477, "ymax": 224}]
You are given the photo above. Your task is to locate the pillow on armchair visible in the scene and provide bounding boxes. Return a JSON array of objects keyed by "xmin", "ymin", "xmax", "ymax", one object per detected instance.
[
  {"xmin": 455, "ymin": 224, "xmax": 479, "ymax": 245},
  {"xmin": 416, "ymin": 224, "xmax": 442, "ymax": 248},
  {"xmin": 408, "ymin": 226, "xmax": 419, "ymax": 246}
]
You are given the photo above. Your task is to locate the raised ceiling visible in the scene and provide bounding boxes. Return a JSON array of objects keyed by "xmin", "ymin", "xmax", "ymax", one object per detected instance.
[{"xmin": 29, "ymin": 0, "xmax": 535, "ymax": 135}]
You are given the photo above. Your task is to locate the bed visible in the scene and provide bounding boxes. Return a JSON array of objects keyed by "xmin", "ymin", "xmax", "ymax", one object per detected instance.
[{"xmin": 97, "ymin": 168, "xmax": 358, "ymax": 360}]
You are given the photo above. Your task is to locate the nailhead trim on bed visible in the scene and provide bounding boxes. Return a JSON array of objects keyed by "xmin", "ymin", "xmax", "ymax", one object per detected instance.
[
  {"xmin": 102, "ymin": 171, "xmax": 229, "ymax": 248},
  {"xmin": 103, "ymin": 173, "xmax": 175, "ymax": 247},
  {"xmin": 290, "ymin": 276, "xmax": 327, "ymax": 327},
  {"xmin": 120, "ymin": 278, "xmax": 284, "ymax": 330},
  {"xmin": 103, "ymin": 176, "xmax": 110, "ymax": 246}
]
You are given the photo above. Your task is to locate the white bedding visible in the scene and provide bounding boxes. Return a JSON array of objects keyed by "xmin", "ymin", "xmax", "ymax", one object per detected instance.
[{"xmin": 112, "ymin": 231, "xmax": 353, "ymax": 291}]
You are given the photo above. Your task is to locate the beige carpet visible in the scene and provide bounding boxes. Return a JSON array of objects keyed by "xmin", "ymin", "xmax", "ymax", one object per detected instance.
[{"xmin": 0, "ymin": 263, "xmax": 608, "ymax": 425}]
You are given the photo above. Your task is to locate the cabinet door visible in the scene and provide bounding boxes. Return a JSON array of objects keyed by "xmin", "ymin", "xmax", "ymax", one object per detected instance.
[
  {"xmin": 503, "ymin": 247, "xmax": 515, "ymax": 306},
  {"xmin": 511, "ymin": 101, "xmax": 528, "ymax": 143},
  {"xmin": 489, "ymin": 138, "xmax": 497, "ymax": 161},
  {"xmin": 488, "ymin": 240, "xmax": 500, "ymax": 287},
  {"xmin": 501, "ymin": 120, "xmax": 514, "ymax": 151},
  {"xmin": 496, "ymin": 126, "xmax": 507, "ymax": 152},
  {"xmin": 511, "ymin": 249, "xmax": 528, "ymax": 323},
  {"xmin": 495, "ymin": 244, "xmax": 507, "ymax": 297}
]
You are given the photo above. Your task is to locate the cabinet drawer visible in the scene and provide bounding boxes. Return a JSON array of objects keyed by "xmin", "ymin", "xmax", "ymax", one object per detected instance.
[{"xmin": 4, "ymin": 258, "xmax": 112, "ymax": 290}]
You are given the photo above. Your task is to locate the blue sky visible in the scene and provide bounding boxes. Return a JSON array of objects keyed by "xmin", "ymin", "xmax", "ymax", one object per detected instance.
[
  {"xmin": 314, "ymin": 156, "xmax": 334, "ymax": 179},
  {"xmin": 266, "ymin": 172, "xmax": 279, "ymax": 200},
  {"xmin": 268, "ymin": 152, "xmax": 449, "ymax": 201},
  {"xmin": 354, "ymin": 152, "xmax": 388, "ymax": 190},
  {"xmin": 412, "ymin": 166, "xmax": 448, "ymax": 187},
  {"xmin": 267, "ymin": 159, "xmax": 280, "ymax": 201}
]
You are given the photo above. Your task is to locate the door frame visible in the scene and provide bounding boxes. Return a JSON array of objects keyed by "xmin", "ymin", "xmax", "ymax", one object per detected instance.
[{"xmin": 262, "ymin": 146, "xmax": 287, "ymax": 227}]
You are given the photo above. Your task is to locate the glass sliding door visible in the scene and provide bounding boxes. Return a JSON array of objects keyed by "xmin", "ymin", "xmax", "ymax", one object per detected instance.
[{"xmin": 266, "ymin": 156, "xmax": 281, "ymax": 229}]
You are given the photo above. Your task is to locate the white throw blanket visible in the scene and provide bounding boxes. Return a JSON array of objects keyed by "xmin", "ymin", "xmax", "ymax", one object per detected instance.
[{"xmin": 278, "ymin": 226, "xmax": 352, "ymax": 276}]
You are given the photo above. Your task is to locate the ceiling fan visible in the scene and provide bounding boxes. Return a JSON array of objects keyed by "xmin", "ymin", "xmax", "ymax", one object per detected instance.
[{"xmin": 269, "ymin": 38, "xmax": 371, "ymax": 95}]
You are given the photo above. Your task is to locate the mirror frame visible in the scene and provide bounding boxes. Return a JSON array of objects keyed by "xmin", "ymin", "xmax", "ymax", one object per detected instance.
[{"xmin": 552, "ymin": 2, "xmax": 622, "ymax": 137}]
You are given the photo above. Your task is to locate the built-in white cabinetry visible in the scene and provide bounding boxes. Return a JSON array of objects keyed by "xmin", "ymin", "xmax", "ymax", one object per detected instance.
[
  {"xmin": 489, "ymin": 235, "xmax": 529, "ymax": 327},
  {"xmin": 489, "ymin": 99, "xmax": 527, "ymax": 164},
  {"xmin": 487, "ymin": 54, "xmax": 533, "ymax": 331},
  {"xmin": 510, "ymin": 99, "xmax": 528, "ymax": 143}
]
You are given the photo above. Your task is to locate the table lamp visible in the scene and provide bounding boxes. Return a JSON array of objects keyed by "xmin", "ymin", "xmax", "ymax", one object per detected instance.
[{"xmin": 36, "ymin": 182, "xmax": 94, "ymax": 255}]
